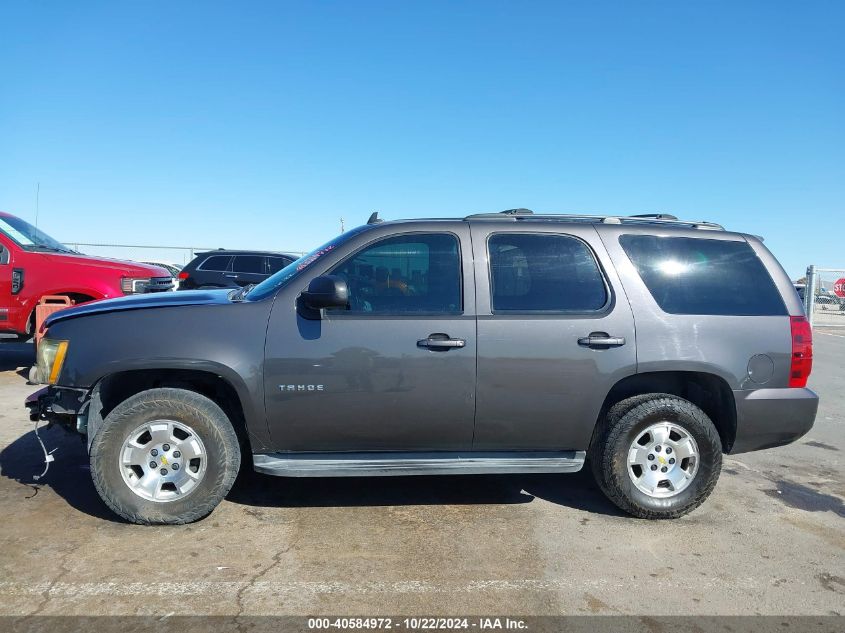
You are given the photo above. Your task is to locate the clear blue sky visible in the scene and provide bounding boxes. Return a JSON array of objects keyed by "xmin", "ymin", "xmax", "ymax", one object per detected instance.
[{"xmin": 1, "ymin": 1, "xmax": 842, "ymax": 277}]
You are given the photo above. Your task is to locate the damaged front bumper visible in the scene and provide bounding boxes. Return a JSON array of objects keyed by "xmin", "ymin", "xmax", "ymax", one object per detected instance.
[{"xmin": 26, "ymin": 385, "xmax": 92, "ymax": 434}]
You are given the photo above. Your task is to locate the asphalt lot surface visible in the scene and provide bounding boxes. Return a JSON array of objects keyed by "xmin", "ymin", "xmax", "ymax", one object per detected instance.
[{"xmin": 0, "ymin": 334, "xmax": 842, "ymax": 617}]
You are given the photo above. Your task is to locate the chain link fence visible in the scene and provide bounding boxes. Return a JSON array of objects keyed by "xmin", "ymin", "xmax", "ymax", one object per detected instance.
[
  {"xmin": 64, "ymin": 242, "xmax": 306, "ymax": 268},
  {"xmin": 803, "ymin": 266, "xmax": 845, "ymax": 327}
]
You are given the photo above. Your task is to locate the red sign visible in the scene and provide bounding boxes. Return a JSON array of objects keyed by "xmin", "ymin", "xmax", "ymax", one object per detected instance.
[{"xmin": 835, "ymin": 278, "xmax": 845, "ymax": 298}]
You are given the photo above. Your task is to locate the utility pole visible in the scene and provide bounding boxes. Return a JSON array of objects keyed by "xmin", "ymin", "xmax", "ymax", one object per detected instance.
[
  {"xmin": 805, "ymin": 265, "xmax": 816, "ymax": 326},
  {"xmin": 340, "ymin": 217, "xmax": 345, "ymax": 233}
]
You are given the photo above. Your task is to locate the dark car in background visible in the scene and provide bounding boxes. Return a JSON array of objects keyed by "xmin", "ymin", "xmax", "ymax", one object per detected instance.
[{"xmin": 177, "ymin": 250, "xmax": 296, "ymax": 290}]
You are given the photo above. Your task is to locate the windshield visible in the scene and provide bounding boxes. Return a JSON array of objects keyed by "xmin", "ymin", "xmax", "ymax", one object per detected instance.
[
  {"xmin": 0, "ymin": 215, "xmax": 74, "ymax": 252},
  {"xmin": 246, "ymin": 225, "xmax": 370, "ymax": 301}
]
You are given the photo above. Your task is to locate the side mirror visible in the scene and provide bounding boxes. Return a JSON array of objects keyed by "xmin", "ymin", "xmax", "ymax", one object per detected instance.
[
  {"xmin": 0, "ymin": 246, "xmax": 8, "ymax": 265},
  {"xmin": 301, "ymin": 275, "xmax": 349, "ymax": 310}
]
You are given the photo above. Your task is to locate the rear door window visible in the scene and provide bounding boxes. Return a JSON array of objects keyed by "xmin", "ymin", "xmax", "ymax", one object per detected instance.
[
  {"xmin": 488, "ymin": 233, "xmax": 608, "ymax": 312},
  {"xmin": 619, "ymin": 235, "xmax": 786, "ymax": 316},
  {"xmin": 199, "ymin": 255, "xmax": 232, "ymax": 272},
  {"xmin": 232, "ymin": 255, "xmax": 265, "ymax": 274},
  {"xmin": 267, "ymin": 256, "xmax": 290, "ymax": 274}
]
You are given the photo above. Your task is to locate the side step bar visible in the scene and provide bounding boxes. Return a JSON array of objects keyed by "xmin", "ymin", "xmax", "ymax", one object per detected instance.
[{"xmin": 252, "ymin": 451, "xmax": 586, "ymax": 477}]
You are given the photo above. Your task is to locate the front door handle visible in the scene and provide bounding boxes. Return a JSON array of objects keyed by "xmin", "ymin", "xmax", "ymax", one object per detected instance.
[
  {"xmin": 418, "ymin": 334, "xmax": 466, "ymax": 350},
  {"xmin": 578, "ymin": 333, "xmax": 626, "ymax": 348}
]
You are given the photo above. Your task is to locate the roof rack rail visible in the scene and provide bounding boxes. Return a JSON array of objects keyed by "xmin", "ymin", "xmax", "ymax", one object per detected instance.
[
  {"xmin": 464, "ymin": 210, "xmax": 724, "ymax": 231},
  {"xmin": 629, "ymin": 213, "xmax": 678, "ymax": 220},
  {"xmin": 467, "ymin": 208, "xmax": 535, "ymax": 218}
]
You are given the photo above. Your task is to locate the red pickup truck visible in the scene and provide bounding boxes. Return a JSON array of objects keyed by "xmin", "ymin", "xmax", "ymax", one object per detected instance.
[{"xmin": 0, "ymin": 212, "xmax": 173, "ymax": 340}]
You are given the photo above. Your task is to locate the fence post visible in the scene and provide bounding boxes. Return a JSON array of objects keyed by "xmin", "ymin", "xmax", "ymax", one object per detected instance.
[{"xmin": 805, "ymin": 265, "xmax": 816, "ymax": 326}]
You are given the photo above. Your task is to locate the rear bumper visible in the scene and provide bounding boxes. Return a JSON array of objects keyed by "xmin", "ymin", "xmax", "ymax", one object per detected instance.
[{"xmin": 730, "ymin": 387, "xmax": 818, "ymax": 454}]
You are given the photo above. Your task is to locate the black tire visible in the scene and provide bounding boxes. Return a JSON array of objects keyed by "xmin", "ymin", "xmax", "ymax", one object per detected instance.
[
  {"xmin": 89, "ymin": 388, "xmax": 241, "ymax": 525},
  {"xmin": 589, "ymin": 393, "xmax": 667, "ymax": 490},
  {"xmin": 590, "ymin": 394, "xmax": 722, "ymax": 519}
]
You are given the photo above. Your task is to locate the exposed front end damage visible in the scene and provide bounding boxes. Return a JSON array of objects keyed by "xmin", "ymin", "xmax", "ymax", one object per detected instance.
[{"xmin": 26, "ymin": 385, "xmax": 92, "ymax": 435}]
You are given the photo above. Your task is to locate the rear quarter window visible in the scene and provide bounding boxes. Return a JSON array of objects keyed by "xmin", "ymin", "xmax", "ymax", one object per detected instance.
[
  {"xmin": 232, "ymin": 255, "xmax": 265, "ymax": 274},
  {"xmin": 619, "ymin": 235, "xmax": 786, "ymax": 316}
]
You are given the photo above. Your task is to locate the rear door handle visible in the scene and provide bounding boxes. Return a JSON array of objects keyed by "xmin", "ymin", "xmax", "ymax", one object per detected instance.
[
  {"xmin": 578, "ymin": 333, "xmax": 626, "ymax": 348},
  {"xmin": 418, "ymin": 334, "xmax": 466, "ymax": 350}
]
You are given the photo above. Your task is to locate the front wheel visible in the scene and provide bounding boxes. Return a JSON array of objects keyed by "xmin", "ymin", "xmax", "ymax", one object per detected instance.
[
  {"xmin": 89, "ymin": 388, "xmax": 241, "ymax": 525},
  {"xmin": 590, "ymin": 395, "xmax": 722, "ymax": 519}
]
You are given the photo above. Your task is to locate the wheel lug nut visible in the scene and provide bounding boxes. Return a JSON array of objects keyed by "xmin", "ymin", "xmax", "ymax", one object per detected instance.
[
  {"xmin": 655, "ymin": 445, "xmax": 662, "ymax": 452},
  {"xmin": 172, "ymin": 463, "xmax": 180, "ymax": 470},
  {"xmin": 149, "ymin": 461, "xmax": 157, "ymax": 468},
  {"xmin": 661, "ymin": 466, "xmax": 668, "ymax": 473},
  {"xmin": 150, "ymin": 449, "xmax": 158, "ymax": 457},
  {"xmin": 669, "ymin": 458, "xmax": 675, "ymax": 464},
  {"xmin": 666, "ymin": 447, "xmax": 672, "ymax": 454},
  {"xmin": 173, "ymin": 451, "xmax": 181, "ymax": 458},
  {"xmin": 647, "ymin": 454, "xmax": 655, "ymax": 461},
  {"xmin": 650, "ymin": 464, "xmax": 658, "ymax": 471},
  {"xmin": 163, "ymin": 444, "xmax": 171, "ymax": 452},
  {"xmin": 160, "ymin": 468, "xmax": 168, "ymax": 476}
]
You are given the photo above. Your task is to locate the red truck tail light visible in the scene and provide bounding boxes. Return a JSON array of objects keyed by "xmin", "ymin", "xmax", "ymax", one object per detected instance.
[
  {"xmin": 789, "ymin": 316, "xmax": 813, "ymax": 388},
  {"xmin": 178, "ymin": 272, "xmax": 189, "ymax": 280}
]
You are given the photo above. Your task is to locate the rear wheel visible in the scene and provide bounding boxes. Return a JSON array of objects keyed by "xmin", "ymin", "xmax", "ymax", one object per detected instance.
[
  {"xmin": 591, "ymin": 394, "xmax": 722, "ymax": 519},
  {"xmin": 89, "ymin": 388, "xmax": 241, "ymax": 524},
  {"xmin": 589, "ymin": 393, "xmax": 658, "ymax": 490}
]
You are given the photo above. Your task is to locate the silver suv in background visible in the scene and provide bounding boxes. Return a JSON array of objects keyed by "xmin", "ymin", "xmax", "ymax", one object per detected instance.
[{"xmin": 28, "ymin": 209, "xmax": 817, "ymax": 524}]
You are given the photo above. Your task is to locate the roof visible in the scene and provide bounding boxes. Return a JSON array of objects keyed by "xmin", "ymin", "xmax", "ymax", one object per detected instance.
[{"xmin": 194, "ymin": 249, "xmax": 295, "ymax": 257}]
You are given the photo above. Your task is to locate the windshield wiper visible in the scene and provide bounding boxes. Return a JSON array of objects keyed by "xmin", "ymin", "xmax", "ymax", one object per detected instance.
[
  {"xmin": 28, "ymin": 244, "xmax": 76, "ymax": 254},
  {"xmin": 232, "ymin": 284, "xmax": 256, "ymax": 302}
]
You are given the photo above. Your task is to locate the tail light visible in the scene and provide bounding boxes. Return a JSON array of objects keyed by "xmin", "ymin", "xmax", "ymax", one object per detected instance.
[
  {"xmin": 789, "ymin": 316, "xmax": 813, "ymax": 388},
  {"xmin": 178, "ymin": 272, "xmax": 189, "ymax": 280}
]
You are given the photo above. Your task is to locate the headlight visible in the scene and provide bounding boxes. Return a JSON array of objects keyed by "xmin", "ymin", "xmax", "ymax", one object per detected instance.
[
  {"xmin": 121, "ymin": 277, "xmax": 151, "ymax": 294},
  {"xmin": 36, "ymin": 339, "xmax": 69, "ymax": 385}
]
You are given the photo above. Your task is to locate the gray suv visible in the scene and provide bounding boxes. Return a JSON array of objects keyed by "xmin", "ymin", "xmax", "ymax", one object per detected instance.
[{"xmin": 27, "ymin": 209, "xmax": 817, "ymax": 524}]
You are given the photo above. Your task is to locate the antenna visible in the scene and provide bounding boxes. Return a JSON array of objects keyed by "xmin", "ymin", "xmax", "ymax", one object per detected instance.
[
  {"xmin": 367, "ymin": 211, "xmax": 383, "ymax": 225},
  {"xmin": 35, "ymin": 182, "xmax": 40, "ymax": 230}
]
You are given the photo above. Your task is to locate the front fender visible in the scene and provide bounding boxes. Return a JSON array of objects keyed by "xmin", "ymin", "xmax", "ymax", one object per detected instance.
[{"xmin": 44, "ymin": 300, "xmax": 274, "ymax": 452}]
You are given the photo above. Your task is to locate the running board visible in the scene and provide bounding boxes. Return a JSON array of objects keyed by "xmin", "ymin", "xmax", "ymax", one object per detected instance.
[{"xmin": 252, "ymin": 451, "xmax": 586, "ymax": 477}]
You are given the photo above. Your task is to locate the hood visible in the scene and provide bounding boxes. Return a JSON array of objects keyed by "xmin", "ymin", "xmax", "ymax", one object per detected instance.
[
  {"xmin": 44, "ymin": 289, "xmax": 234, "ymax": 328},
  {"xmin": 38, "ymin": 251, "xmax": 170, "ymax": 277}
]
